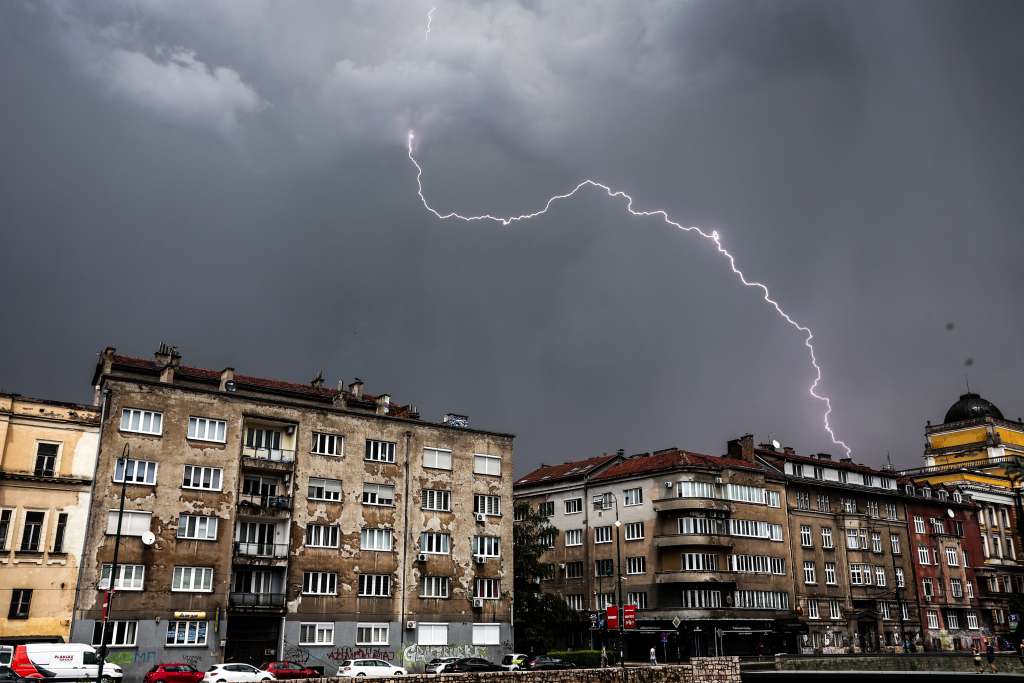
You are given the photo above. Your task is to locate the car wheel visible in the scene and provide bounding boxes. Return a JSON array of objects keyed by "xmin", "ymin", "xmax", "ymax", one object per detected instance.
[
  {"xmin": 393, "ymin": 673, "xmax": 403, "ymax": 677},
  {"xmin": 356, "ymin": 674, "xmax": 366, "ymax": 677}
]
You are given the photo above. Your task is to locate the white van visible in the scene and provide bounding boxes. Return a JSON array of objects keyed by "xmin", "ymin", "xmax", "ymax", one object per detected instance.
[{"xmin": 16, "ymin": 644, "xmax": 123, "ymax": 681}]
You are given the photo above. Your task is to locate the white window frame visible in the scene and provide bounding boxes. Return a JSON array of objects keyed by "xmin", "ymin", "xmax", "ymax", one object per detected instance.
[
  {"xmin": 177, "ymin": 514, "xmax": 217, "ymax": 541},
  {"xmin": 564, "ymin": 498, "xmax": 583, "ymax": 515},
  {"xmin": 565, "ymin": 529, "xmax": 583, "ymax": 547},
  {"xmin": 358, "ymin": 574, "xmax": 391, "ymax": 597},
  {"xmin": 623, "ymin": 488, "xmax": 643, "ymax": 506},
  {"xmin": 624, "ymin": 522, "xmax": 644, "ymax": 541},
  {"xmin": 100, "ymin": 564, "xmax": 145, "ymax": 591},
  {"xmin": 182, "ymin": 465, "xmax": 223, "ymax": 491},
  {"xmin": 474, "ymin": 494, "xmax": 501, "ymax": 516},
  {"xmin": 423, "ymin": 447, "xmax": 452, "ymax": 470},
  {"xmin": 473, "ymin": 454, "xmax": 501, "ymax": 477},
  {"xmin": 305, "ymin": 524, "xmax": 340, "ymax": 548},
  {"xmin": 92, "ymin": 620, "xmax": 138, "ymax": 647},
  {"xmin": 166, "ymin": 620, "xmax": 207, "ymax": 647},
  {"xmin": 595, "ymin": 526, "xmax": 612, "ymax": 544},
  {"xmin": 308, "ymin": 477, "xmax": 342, "ymax": 502},
  {"xmin": 171, "ymin": 566, "xmax": 214, "ymax": 593},
  {"xmin": 105, "ymin": 510, "xmax": 151, "ymax": 537},
  {"xmin": 803, "ymin": 561, "xmax": 816, "ymax": 584},
  {"xmin": 303, "ymin": 571, "xmax": 338, "ymax": 596},
  {"xmin": 120, "ymin": 408, "xmax": 163, "ymax": 436},
  {"xmin": 365, "ymin": 439, "xmax": 397, "ymax": 463},
  {"xmin": 113, "ymin": 458, "xmax": 158, "ymax": 486},
  {"xmin": 362, "ymin": 483, "xmax": 395, "ymax": 507},
  {"xmin": 626, "ymin": 556, "xmax": 646, "ymax": 575},
  {"xmin": 800, "ymin": 525, "xmax": 812, "ymax": 547},
  {"xmin": 312, "ymin": 432, "xmax": 343, "ymax": 456},
  {"xmin": 824, "ymin": 562, "xmax": 837, "ymax": 585},
  {"xmin": 299, "ymin": 623, "xmax": 334, "ymax": 646},
  {"xmin": 361, "ymin": 528, "xmax": 394, "ymax": 551},
  {"xmin": 356, "ymin": 623, "xmax": 389, "ymax": 646},
  {"xmin": 420, "ymin": 531, "xmax": 450, "ymax": 554},
  {"xmin": 808, "ymin": 599, "xmax": 820, "ymax": 620},
  {"xmin": 472, "ymin": 623, "xmax": 500, "ymax": 646},
  {"xmin": 421, "ymin": 576, "xmax": 450, "ymax": 599},
  {"xmin": 472, "ymin": 535, "xmax": 500, "ymax": 558},
  {"xmin": 474, "ymin": 577, "xmax": 501, "ymax": 599},
  {"xmin": 417, "ymin": 623, "xmax": 448, "ymax": 646},
  {"xmin": 913, "ymin": 516, "xmax": 925, "ymax": 534},
  {"xmin": 422, "ymin": 489, "xmax": 452, "ymax": 512},
  {"xmin": 187, "ymin": 417, "xmax": 227, "ymax": 443}
]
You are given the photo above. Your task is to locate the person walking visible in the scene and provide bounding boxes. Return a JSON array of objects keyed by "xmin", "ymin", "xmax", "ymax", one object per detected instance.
[
  {"xmin": 973, "ymin": 646, "xmax": 983, "ymax": 673},
  {"xmin": 649, "ymin": 646, "xmax": 657, "ymax": 666},
  {"xmin": 601, "ymin": 646, "xmax": 608, "ymax": 668},
  {"xmin": 987, "ymin": 639, "xmax": 998, "ymax": 673}
]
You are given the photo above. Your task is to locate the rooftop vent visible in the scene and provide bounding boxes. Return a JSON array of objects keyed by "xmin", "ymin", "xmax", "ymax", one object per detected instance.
[
  {"xmin": 443, "ymin": 414, "xmax": 469, "ymax": 428},
  {"xmin": 816, "ymin": 453, "xmax": 832, "ymax": 461}
]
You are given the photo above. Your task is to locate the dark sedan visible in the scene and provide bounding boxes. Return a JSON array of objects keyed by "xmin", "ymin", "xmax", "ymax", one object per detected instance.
[
  {"xmin": 522, "ymin": 657, "xmax": 576, "ymax": 671},
  {"xmin": 441, "ymin": 658, "xmax": 502, "ymax": 673}
]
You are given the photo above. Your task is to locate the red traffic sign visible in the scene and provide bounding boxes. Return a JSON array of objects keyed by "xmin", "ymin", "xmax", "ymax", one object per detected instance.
[
  {"xmin": 605, "ymin": 605, "xmax": 618, "ymax": 629},
  {"xmin": 623, "ymin": 604, "xmax": 637, "ymax": 629}
]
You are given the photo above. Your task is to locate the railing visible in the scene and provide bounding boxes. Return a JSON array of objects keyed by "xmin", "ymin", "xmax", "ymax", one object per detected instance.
[
  {"xmin": 229, "ymin": 592, "xmax": 286, "ymax": 609},
  {"xmin": 233, "ymin": 541, "xmax": 289, "ymax": 558},
  {"xmin": 237, "ymin": 493, "xmax": 292, "ymax": 510},
  {"xmin": 241, "ymin": 447, "xmax": 296, "ymax": 464},
  {"xmin": 898, "ymin": 455, "xmax": 1019, "ymax": 477}
]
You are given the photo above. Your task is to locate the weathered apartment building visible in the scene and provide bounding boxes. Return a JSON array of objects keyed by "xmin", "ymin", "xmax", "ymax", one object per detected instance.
[
  {"xmin": 514, "ymin": 442, "xmax": 799, "ymax": 659},
  {"xmin": 71, "ymin": 346, "xmax": 514, "ymax": 678},
  {"xmin": 0, "ymin": 394, "xmax": 100, "ymax": 644}
]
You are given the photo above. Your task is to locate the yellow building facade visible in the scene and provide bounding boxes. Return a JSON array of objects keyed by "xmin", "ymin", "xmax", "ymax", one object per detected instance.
[{"xmin": 0, "ymin": 393, "xmax": 100, "ymax": 644}]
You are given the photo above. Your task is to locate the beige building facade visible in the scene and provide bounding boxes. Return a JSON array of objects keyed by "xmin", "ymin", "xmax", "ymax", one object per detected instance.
[{"xmin": 0, "ymin": 393, "xmax": 100, "ymax": 644}]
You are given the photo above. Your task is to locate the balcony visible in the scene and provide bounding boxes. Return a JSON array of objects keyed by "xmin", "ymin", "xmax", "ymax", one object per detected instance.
[
  {"xmin": 653, "ymin": 497, "xmax": 731, "ymax": 514},
  {"xmin": 656, "ymin": 570, "xmax": 736, "ymax": 585},
  {"xmin": 240, "ymin": 447, "xmax": 295, "ymax": 471},
  {"xmin": 233, "ymin": 541, "xmax": 289, "ymax": 565},
  {"xmin": 654, "ymin": 533, "xmax": 733, "ymax": 549},
  {"xmin": 237, "ymin": 493, "xmax": 292, "ymax": 515},
  {"xmin": 229, "ymin": 592, "xmax": 287, "ymax": 612}
]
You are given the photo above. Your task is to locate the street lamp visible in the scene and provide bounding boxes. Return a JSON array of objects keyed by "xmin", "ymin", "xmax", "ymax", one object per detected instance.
[
  {"xmin": 594, "ymin": 493, "xmax": 624, "ymax": 667},
  {"xmin": 96, "ymin": 444, "xmax": 130, "ymax": 683}
]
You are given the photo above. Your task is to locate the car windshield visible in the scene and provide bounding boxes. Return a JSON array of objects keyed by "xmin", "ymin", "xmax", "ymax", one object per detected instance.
[{"xmin": 340, "ymin": 661, "xmax": 352, "ymax": 667}]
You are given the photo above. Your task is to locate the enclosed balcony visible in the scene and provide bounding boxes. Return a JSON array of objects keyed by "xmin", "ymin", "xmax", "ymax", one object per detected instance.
[
  {"xmin": 653, "ymin": 497, "xmax": 731, "ymax": 514},
  {"xmin": 237, "ymin": 493, "xmax": 292, "ymax": 516},
  {"xmin": 230, "ymin": 567, "xmax": 286, "ymax": 613},
  {"xmin": 653, "ymin": 534, "xmax": 733, "ymax": 549},
  {"xmin": 229, "ymin": 591, "xmax": 287, "ymax": 611},
  {"xmin": 241, "ymin": 421, "xmax": 297, "ymax": 471},
  {"xmin": 655, "ymin": 570, "xmax": 737, "ymax": 585},
  {"xmin": 233, "ymin": 520, "xmax": 289, "ymax": 566}
]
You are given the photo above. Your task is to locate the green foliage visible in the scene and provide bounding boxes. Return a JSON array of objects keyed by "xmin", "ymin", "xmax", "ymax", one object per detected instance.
[{"xmin": 546, "ymin": 650, "xmax": 603, "ymax": 668}]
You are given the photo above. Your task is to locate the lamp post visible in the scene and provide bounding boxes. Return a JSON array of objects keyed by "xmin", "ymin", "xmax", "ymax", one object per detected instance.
[
  {"xmin": 594, "ymin": 492, "xmax": 625, "ymax": 666},
  {"xmin": 96, "ymin": 444, "xmax": 129, "ymax": 683}
]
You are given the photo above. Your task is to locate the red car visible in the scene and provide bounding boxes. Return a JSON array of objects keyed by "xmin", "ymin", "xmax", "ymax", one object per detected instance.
[
  {"xmin": 259, "ymin": 662, "xmax": 318, "ymax": 679},
  {"xmin": 144, "ymin": 663, "xmax": 204, "ymax": 683}
]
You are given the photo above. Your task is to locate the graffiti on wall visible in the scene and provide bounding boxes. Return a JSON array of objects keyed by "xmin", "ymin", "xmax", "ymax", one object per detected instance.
[
  {"xmin": 107, "ymin": 650, "xmax": 159, "ymax": 667},
  {"xmin": 283, "ymin": 644, "xmax": 311, "ymax": 664},
  {"xmin": 401, "ymin": 644, "xmax": 488, "ymax": 670},
  {"xmin": 327, "ymin": 647, "xmax": 395, "ymax": 662}
]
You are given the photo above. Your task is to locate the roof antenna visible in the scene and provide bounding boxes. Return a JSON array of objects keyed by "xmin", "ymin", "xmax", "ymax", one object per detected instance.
[
  {"xmin": 964, "ymin": 374, "xmax": 971, "ymax": 394},
  {"xmin": 886, "ymin": 451, "xmax": 893, "ymax": 470}
]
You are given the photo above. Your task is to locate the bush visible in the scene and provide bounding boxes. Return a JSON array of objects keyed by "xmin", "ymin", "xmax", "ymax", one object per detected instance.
[{"xmin": 547, "ymin": 650, "xmax": 603, "ymax": 668}]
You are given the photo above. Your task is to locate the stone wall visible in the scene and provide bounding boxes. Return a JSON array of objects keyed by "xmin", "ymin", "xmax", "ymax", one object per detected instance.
[
  {"xmin": 774, "ymin": 653, "xmax": 1024, "ymax": 673},
  {"xmin": 308, "ymin": 658, "xmax": 740, "ymax": 683}
]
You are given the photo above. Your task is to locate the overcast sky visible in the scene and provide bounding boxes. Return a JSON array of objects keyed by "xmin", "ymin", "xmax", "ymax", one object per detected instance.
[{"xmin": 2, "ymin": 0, "xmax": 1023, "ymax": 474}]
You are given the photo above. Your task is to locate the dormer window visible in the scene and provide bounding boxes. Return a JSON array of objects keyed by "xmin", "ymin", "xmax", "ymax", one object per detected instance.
[
  {"xmin": 904, "ymin": 484, "xmax": 914, "ymax": 495},
  {"xmin": 953, "ymin": 490, "xmax": 963, "ymax": 503}
]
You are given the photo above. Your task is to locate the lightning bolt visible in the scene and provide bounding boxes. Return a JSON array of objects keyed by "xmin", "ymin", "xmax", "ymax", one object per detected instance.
[
  {"xmin": 425, "ymin": 7, "xmax": 436, "ymax": 41},
  {"xmin": 406, "ymin": 130, "xmax": 852, "ymax": 457}
]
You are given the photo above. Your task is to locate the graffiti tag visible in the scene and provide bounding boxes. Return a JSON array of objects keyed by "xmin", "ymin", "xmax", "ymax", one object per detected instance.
[{"xmin": 327, "ymin": 647, "xmax": 394, "ymax": 662}]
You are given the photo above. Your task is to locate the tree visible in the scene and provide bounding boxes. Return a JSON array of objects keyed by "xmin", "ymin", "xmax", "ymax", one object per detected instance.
[{"xmin": 513, "ymin": 502, "xmax": 584, "ymax": 653}]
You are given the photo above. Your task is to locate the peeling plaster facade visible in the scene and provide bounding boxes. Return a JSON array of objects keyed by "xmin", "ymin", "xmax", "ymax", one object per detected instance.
[
  {"xmin": 71, "ymin": 347, "xmax": 513, "ymax": 678},
  {"xmin": 0, "ymin": 393, "xmax": 100, "ymax": 644}
]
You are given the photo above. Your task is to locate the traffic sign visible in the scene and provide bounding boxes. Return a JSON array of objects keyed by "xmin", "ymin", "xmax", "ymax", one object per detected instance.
[
  {"xmin": 671, "ymin": 617, "xmax": 681, "ymax": 629},
  {"xmin": 606, "ymin": 605, "xmax": 619, "ymax": 629},
  {"xmin": 623, "ymin": 604, "xmax": 637, "ymax": 629},
  {"xmin": 661, "ymin": 632, "xmax": 669, "ymax": 644}
]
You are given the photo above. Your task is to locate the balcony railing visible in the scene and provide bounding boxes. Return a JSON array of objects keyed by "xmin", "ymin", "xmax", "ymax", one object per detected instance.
[
  {"xmin": 229, "ymin": 592, "xmax": 286, "ymax": 609},
  {"xmin": 237, "ymin": 493, "xmax": 292, "ymax": 510},
  {"xmin": 241, "ymin": 447, "xmax": 296, "ymax": 464},
  {"xmin": 233, "ymin": 541, "xmax": 289, "ymax": 558}
]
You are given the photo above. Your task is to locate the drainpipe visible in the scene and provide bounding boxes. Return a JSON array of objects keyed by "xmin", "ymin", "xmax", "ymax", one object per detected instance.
[{"xmin": 400, "ymin": 431, "xmax": 412, "ymax": 651}]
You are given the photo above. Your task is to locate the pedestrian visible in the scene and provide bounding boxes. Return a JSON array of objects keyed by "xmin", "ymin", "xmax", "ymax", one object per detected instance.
[
  {"xmin": 987, "ymin": 639, "xmax": 997, "ymax": 673},
  {"xmin": 649, "ymin": 646, "xmax": 657, "ymax": 666},
  {"xmin": 973, "ymin": 646, "xmax": 983, "ymax": 673},
  {"xmin": 1018, "ymin": 639, "xmax": 1024, "ymax": 664},
  {"xmin": 601, "ymin": 646, "xmax": 608, "ymax": 668}
]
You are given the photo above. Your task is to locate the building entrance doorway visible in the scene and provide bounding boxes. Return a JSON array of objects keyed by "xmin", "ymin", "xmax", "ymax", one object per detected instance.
[{"xmin": 225, "ymin": 615, "xmax": 280, "ymax": 666}]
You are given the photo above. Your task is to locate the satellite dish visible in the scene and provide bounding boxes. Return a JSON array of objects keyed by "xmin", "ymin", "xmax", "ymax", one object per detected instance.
[
  {"xmin": 224, "ymin": 380, "xmax": 237, "ymax": 392},
  {"xmin": 771, "ymin": 439, "xmax": 781, "ymax": 450},
  {"xmin": 946, "ymin": 509, "xmax": 955, "ymax": 518},
  {"xmin": 141, "ymin": 531, "xmax": 156, "ymax": 546}
]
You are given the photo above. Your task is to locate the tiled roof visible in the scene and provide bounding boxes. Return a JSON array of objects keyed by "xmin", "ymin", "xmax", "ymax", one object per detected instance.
[
  {"xmin": 590, "ymin": 448, "xmax": 762, "ymax": 482},
  {"xmin": 755, "ymin": 448, "xmax": 891, "ymax": 477},
  {"xmin": 515, "ymin": 453, "xmax": 622, "ymax": 487}
]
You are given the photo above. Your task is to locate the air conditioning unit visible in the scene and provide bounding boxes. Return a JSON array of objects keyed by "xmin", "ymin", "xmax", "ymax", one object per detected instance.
[
  {"xmin": 417, "ymin": 553, "xmax": 428, "ymax": 562},
  {"xmin": 474, "ymin": 555, "xmax": 486, "ymax": 565},
  {"xmin": 473, "ymin": 598, "xmax": 485, "ymax": 608},
  {"xmin": 475, "ymin": 513, "xmax": 487, "ymax": 523},
  {"xmin": 406, "ymin": 621, "xmax": 417, "ymax": 630}
]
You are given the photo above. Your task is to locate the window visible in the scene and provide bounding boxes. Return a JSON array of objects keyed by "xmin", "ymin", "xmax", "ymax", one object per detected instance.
[
  {"xmin": 538, "ymin": 501, "xmax": 554, "ymax": 517},
  {"xmin": 679, "ymin": 516, "xmax": 725, "ymax": 535},
  {"xmin": 312, "ymin": 432, "xmax": 343, "ymax": 456},
  {"xmin": 682, "ymin": 590, "xmax": 722, "ymax": 609},
  {"xmin": 967, "ymin": 611, "xmax": 979, "ymax": 629},
  {"xmin": 918, "ymin": 546, "xmax": 930, "ymax": 564},
  {"xmin": 8, "ymin": 589, "xmax": 31, "ymax": 619},
  {"xmin": 474, "ymin": 494, "xmax": 501, "ymax": 516},
  {"xmin": 178, "ymin": 515, "xmax": 218, "ymax": 540},
  {"xmin": 565, "ymin": 529, "xmax": 583, "ymax": 546},
  {"xmin": 867, "ymin": 501, "xmax": 879, "ymax": 518},
  {"xmin": 51, "ymin": 513, "xmax": 68, "ymax": 553},
  {"xmin": 767, "ymin": 491, "xmax": 781, "ymax": 507},
  {"xmin": 838, "ymin": 470, "xmax": 848, "ymax": 484},
  {"xmin": 561, "ymin": 561, "xmax": 583, "ymax": 579},
  {"xmin": 796, "ymin": 492, "xmax": 810, "ymax": 510},
  {"xmin": 950, "ymin": 578, "xmax": 963, "ymax": 598},
  {"xmin": 105, "ymin": 510, "xmax": 151, "ymax": 537},
  {"xmin": 299, "ymin": 623, "xmax": 334, "ymax": 646},
  {"xmin": 420, "ymin": 532, "xmax": 450, "ymax": 554},
  {"xmin": 421, "ymin": 576, "xmax": 450, "ymax": 598},
  {"xmin": 945, "ymin": 547, "xmax": 960, "ymax": 566},
  {"xmin": 92, "ymin": 620, "xmax": 137, "ymax": 647},
  {"xmin": 303, "ymin": 571, "xmax": 337, "ymax": 595},
  {"xmin": 624, "ymin": 488, "xmax": 643, "ymax": 506},
  {"xmin": 885, "ymin": 503, "xmax": 898, "ymax": 520},
  {"xmin": 187, "ymin": 417, "xmax": 226, "ymax": 443},
  {"xmin": 422, "ymin": 446, "xmax": 452, "ymax": 470},
  {"xmin": 846, "ymin": 529, "xmax": 860, "ymax": 550},
  {"xmin": 966, "ymin": 581, "xmax": 974, "ymax": 598},
  {"xmin": 365, "ymin": 439, "xmax": 396, "ymax": 463},
  {"xmin": 114, "ymin": 458, "xmax": 158, "ymax": 485},
  {"xmin": 871, "ymin": 532, "xmax": 882, "ymax": 553},
  {"xmin": 800, "ymin": 525, "xmax": 812, "ymax": 547},
  {"xmin": 595, "ymin": 526, "xmax": 612, "ymax": 544},
  {"xmin": 100, "ymin": 564, "xmax": 145, "ymax": 590},
  {"xmin": 358, "ymin": 574, "xmax": 391, "ymax": 597},
  {"xmin": 472, "ymin": 623, "xmax": 500, "ymax": 646},
  {"xmin": 896, "ymin": 567, "xmax": 905, "ymax": 588},
  {"xmin": 822, "ymin": 527, "xmax": 833, "ymax": 549},
  {"xmin": 245, "ymin": 427, "xmax": 282, "ymax": 454},
  {"xmin": 677, "ymin": 481, "xmax": 717, "ymax": 499},
  {"xmin": 953, "ymin": 490, "xmax": 963, "ymax": 503},
  {"xmin": 627, "ymin": 556, "xmax": 646, "ymax": 574},
  {"xmin": 624, "ymin": 522, "xmax": 644, "ymax": 541},
  {"xmin": 682, "ymin": 553, "xmax": 720, "ymax": 571},
  {"xmin": 842, "ymin": 498, "xmax": 856, "ymax": 514},
  {"xmin": 825, "ymin": 562, "xmax": 837, "ymax": 585},
  {"xmin": 308, "ymin": 477, "xmax": 342, "ymax": 501},
  {"xmin": 513, "ymin": 505, "xmax": 527, "ymax": 522},
  {"xmin": 473, "ymin": 536, "xmax": 500, "ymax": 557},
  {"xmin": 474, "ymin": 578, "xmax": 500, "ymax": 599},
  {"xmin": 362, "ymin": 483, "xmax": 394, "ymax": 506},
  {"xmin": 813, "ymin": 466, "xmax": 824, "ymax": 480},
  {"xmin": 423, "ymin": 489, "xmax": 452, "ymax": 511},
  {"xmin": 361, "ymin": 528, "xmax": 394, "ymax": 551},
  {"xmin": 564, "ymin": 498, "xmax": 583, "ymax": 514},
  {"xmin": 875, "ymin": 567, "xmax": 886, "ymax": 586},
  {"xmin": 120, "ymin": 408, "xmax": 163, "ymax": 435},
  {"xmin": 565, "ymin": 594, "xmax": 584, "ymax": 610},
  {"xmin": 182, "ymin": 465, "xmax": 222, "ymax": 491},
  {"xmin": 850, "ymin": 564, "xmax": 872, "ymax": 586},
  {"xmin": 595, "ymin": 559, "xmax": 614, "ymax": 577},
  {"xmin": 817, "ymin": 494, "xmax": 830, "ymax": 512},
  {"xmin": 792, "ymin": 464, "xmax": 804, "ymax": 477},
  {"xmin": 914, "ymin": 516, "xmax": 925, "ymax": 534},
  {"xmin": 733, "ymin": 591, "xmax": 789, "ymax": 610},
  {"xmin": 34, "ymin": 443, "xmax": 58, "ymax": 477},
  {"xmin": 539, "ymin": 531, "xmax": 555, "ymax": 548},
  {"xmin": 20, "ymin": 511, "xmax": 44, "ymax": 551},
  {"xmin": 931, "ymin": 518, "xmax": 946, "ymax": 534},
  {"xmin": 166, "ymin": 620, "xmax": 207, "ymax": 647},
  {"xmin": 808, "ymin": 599, "xmax": 820, "ymax": 620},
  {"xmin": 880, "ymin": 601, "xmax": 891, "ymax": 620},
  {"xmin": 305, "ymin": 524, "xmax": 339, "ymax": 548},
  {"xmin": 473, "ymin": 454, "xmax": 501, "ymax": 476},
  {"xmin": 803, "ymin": 561, "xmax": 816, "ymax": 584},
  {"xmin": 727, "ymin": 519, "xmax": 783, "ymax": 541},
  {"xmin": 927, "ymin": 610, "xmax": 938, "ymax": 629},
  {"xmin": 829, "ymin": 600, "xmax": 842, "ymax": 620},
  {"xmin": 922, "ymin": 578, "xmax": 933, "ymax": 598},
  {"xmin": 890, "ymin": 534, "xmax": 901, "ymax": 555},
  {"xmin": 418, "ymin": 623, "xmax": 448, "ymax": 646},
  {"xmin": 627, "ymin": 591, "xmax": 648, "ymax": 609},
  {"xmin": 352, "ymin": 623, "xmax": 390, "ymax": 646},
  {"xmin": 172, "ymin": 566, "xmax": 213, "ymax": 592},
  {"xmin": 0, "ymin": 509, "xmax": 11, "ymax": 550}
]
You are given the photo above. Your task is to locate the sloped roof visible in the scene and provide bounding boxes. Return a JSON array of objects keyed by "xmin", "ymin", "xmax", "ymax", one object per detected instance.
[
  {"xmin": 590, "ymin": 448, "xmax": 761, "ymax": 482},
  {"xmin": 515, "ymin": 453, "xmax": 621, "ymax": 487},
  {"xmin": 755, "ymin": 448, "xmax": 891, "ymax": 477}
]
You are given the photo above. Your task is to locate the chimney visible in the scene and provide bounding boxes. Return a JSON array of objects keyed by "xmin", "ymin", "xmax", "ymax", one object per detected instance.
[
  {"xmin": 816, "ymin": 452, "xmax": 832, "ymax": 461},
  {"xmin": 783, "ymin": 447, "xmax": 795, "ymax": 455},
  {"xmin": 375, "ymin": 394, "xmax": 391, "ymax": 415},
  {"xmin": 840, "ymin": 457, "xmax": 852, "ymax": 464},
  {"xmin": 727, "ymin": 434, "xmax": 755, "ymax": 462},
  {"xmin": 219, "ymin": 368, "xmax": 235, "ymax": 392},
  {"xmin": 154, "ymin": 343, "xmax": 181, "ymax": 383},
  {"xmin": 349, "ymin": 379, "xmax": 364, "ymax": 399},
  {"xmin": 617, "ymin": 449, "xmax": 625, "ymax": 457}
]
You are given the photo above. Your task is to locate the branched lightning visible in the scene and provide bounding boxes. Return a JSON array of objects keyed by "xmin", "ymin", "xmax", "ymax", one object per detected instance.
[
  {"xmin": 425, "ymin": 7, "xmax": 436, "ymax": 41},
  {"xmin": 406, "ymin": 130, "xmax": 853, "ymax": 457}
]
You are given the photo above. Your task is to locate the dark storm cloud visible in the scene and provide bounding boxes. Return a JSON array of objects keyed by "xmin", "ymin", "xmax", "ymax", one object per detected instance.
[{"xmin": 2, "ymin": 0, "xmax": 1023, "ymax": 473}]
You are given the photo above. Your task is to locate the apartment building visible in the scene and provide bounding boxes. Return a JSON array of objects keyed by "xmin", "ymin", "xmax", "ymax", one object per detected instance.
[
  {"xmin": 0, "ymin": 394, "xmax": 100, "ymax": 644},
  {"xmin": 71, "ymin": 346, "xmax": 513, "ymax": 678},
  {"xmin": 514, "ymin": 443, "xmax": 799, "ymax": 659}
]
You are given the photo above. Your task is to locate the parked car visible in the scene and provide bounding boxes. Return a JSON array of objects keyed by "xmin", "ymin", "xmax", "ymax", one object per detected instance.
[
  {"xmin": 0, "ymin": 665, "xmax": 35, "ymax": 683},
  {"xmin": 203, "ymin": 664, "xmax": 275, "ymax": 683},
  {"xmin": 522, "ymin": 656, "xmax": 575, "ymax": 671},
  {"xmin": 144, "ymin": 663, "xmax": 204, "ymax": 683},
  {"xmin": 259, "ymin": 662, "xmax": 318, "ymax": 680},
  {"xmin": 335, "ymin": 660, "xmax": 406, "ymax": 678},
  {"xmin": 424, "ymin": 658, "xmax": 459, "ymax": 675},
  {"xmin": 499, "ymin": 655, "xmax": 527, "ymax": 671},
  {"xmin": 441, "ymin": 659, "xmax": 502, "ymax": 674},
  {"xmin": 12, "ymin": 644, "xmax": 120, "ymax": 681}
]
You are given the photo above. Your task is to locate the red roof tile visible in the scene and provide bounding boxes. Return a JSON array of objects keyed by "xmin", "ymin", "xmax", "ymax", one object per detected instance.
[
  {"xmin": 515, "ymin": 453, "xmax": 622, "ymax": 487},
  {"xmin": 591, "ymin": 448, "xmax": 762, "ymax": 482},
  {"xmin": 755, "ymin": 448, "xmax": 891, "ymax": 477}
]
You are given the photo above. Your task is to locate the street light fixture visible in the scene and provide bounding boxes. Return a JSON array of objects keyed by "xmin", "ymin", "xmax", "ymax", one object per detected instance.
[{"xmin": 96, "ymin": 444, "xmax": 130, "ymax": 683}]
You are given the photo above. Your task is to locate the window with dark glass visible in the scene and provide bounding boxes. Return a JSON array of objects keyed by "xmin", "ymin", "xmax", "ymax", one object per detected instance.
[
  {"xmin": 8, "ymin": 589, "xmax": 31, "ymax": 619},
  {"xmin": 20, "ymin": 511, "xmax": 44, "ymax": 551},
  {"xmin": 34, "ymin": 443, "xmax": 58, "ymax": 477},
  {"xmin": 52, "ymin": 513, "xmax": 68, "ymax": 553}
]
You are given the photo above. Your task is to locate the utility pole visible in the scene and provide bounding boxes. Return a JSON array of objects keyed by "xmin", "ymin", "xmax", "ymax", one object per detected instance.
[
  {"xmin": 615, "ymin": 516, "xmax": 624, "ymax": 668},
  {"xmin": 891, "ymin": 532, "xmax": 907, "ymax": 652},
  {"xmin": 96, "ymin": 444, "xmax": 129, "ymax": 683}
]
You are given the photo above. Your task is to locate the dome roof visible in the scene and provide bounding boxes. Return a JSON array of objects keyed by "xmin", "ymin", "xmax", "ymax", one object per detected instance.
[{"xmin": 943, "ymin": 392, "xmax": 1004, "ymax": 424}]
